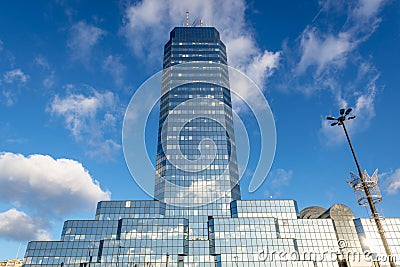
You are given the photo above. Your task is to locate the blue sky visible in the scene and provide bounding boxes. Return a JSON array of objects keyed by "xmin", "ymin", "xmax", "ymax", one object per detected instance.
[{"xmin": 0, "ymin": 0, "xmax": 399, "ymax": 260}]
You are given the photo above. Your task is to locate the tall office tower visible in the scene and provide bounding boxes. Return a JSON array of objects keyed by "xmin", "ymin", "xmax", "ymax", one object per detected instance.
[
  {"xmin": 154, "ymin": 27, "xmax": 241, "ymax": 258},
  {"xmin": 22, "ymin": 26, "xmax": 400, "ymax": 267},
  {"xmin": 155, "ymin": 27, "xmax": 240, "ymax": 212}
]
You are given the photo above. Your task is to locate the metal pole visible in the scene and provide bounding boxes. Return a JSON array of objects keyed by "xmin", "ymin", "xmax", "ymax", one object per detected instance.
[
  {"xmin": 341, "ymin": 121, "xmax": 395, "ymax": 267},
  {"xmin": 166, "ymin": 253, "xmax": 169, "ymax": 267}
]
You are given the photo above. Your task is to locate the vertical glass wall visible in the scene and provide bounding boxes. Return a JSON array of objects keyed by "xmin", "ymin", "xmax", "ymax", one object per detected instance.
[{"xmin": 155, "ymin": 27, "xmax": 240, "ymax": 210}]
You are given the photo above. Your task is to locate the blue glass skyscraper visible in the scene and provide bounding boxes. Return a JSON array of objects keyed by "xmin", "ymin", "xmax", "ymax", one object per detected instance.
[{"xmin": 156, "ymin": 27, "xmax": 240, "ymax": 215}]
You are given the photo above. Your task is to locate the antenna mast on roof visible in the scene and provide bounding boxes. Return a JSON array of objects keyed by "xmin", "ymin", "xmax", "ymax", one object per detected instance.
[
  {"xmin": 192, "ymin": 17, "xmax": 198, "ymax": 27},
  {"xmin": 200, "ymin": 19, "xmax": 203, "ymax": 27},
  {"xmin": 186, "ymin": 11, "xmax": 189, "ymax": 27}
]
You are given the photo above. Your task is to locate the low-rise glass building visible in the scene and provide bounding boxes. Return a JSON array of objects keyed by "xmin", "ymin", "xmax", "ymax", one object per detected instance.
[{"xmin": 23, "ymin": 199, "xmax": 400, "ymax": 266}]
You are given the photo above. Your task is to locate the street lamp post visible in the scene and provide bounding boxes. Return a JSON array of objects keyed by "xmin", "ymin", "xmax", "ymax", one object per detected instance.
[{"xmin": 327, "ymin": 108, "xmax": 395, "ymax": 267}]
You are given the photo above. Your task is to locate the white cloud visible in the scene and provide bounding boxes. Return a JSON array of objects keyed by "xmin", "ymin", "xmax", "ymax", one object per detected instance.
[
  {"xmin": 264, "ymin": 168, "xmax": 293, "ymax": 198},
  {"xmin": 0, "ymin": 152, "xmax": 111, "ymax": 216},
  {"xmin": 49, "ymin": 89, "xmax": 115, "ymax": 138},
  {"xmin": 268, "ymin": 168, "xmax": 293, "ymax": 187},
  {"xmin": 0, "ymin": 209, "xmax": 51, "ymax": 241},
  {"xmin": 43, "ymin": 73, "xmax": 55, "ymax": 89},
  {"xmin": 353, "ymin": 0, "xmax": 386, "ymax": 19},
  {"xmin": 243, "ymin": 51, "xmax": 281, "ymax": 89},
  {"xmin": 1, "ymin": 69, "xmax": 29, "ymax": 106},
  {"xmin": 382, "ymin": 168, "xmax": 400, "ymax": 195},
  {"xmin": 0, "ymin": 39, "xmax": 3, "ymax": 52},
  {"xmin": 297, "ymin": 0, "xmax": 384, "ymax": 74},
  {"xmin": 48, "ymin": 87, "xmax": 121, "ymax": 158},
  {"xmin": 297, "ymin": 0, "xmax": 385, "ymax": 76},
  {"xmin": 3, "ymin": 69, "xmax": 29, "ymax": 84},
  {"xmin": 86, "ymin": 139, "xmax": 120, "ymax": 158},
  {"xmin": 287, "ymin": 0, "xmax": 387, "ymax": 143},
  {"xmin": 297, "ymin": 28, "xmax": 352, "ymax": 74},
  {"xmin": 35, "ymin": 56, "xmax": 51, "ymax": 70},
  {"xmin": 102, "ymin": 55, "xmax": 126, "ymax": 86},
  {"xmin": 35, "ymin": 56, "xmax": 56, "ymax": 89},
  {"xmin": 67, "ymin": 21, "xmax": 105, "ymax": 61},
  {"xmin": 121, "ymin": 0, "xmax": 168, "ymax": 60},
  {"xmin": 120, "ymin": 0, "xmax": 280, "ymax": 90},
  {"xmin": 320, "ymin": 73, "xmax": 378, "ymax": 145},
  {"xmin": 1, "ymin": 90, "xmax": 15, "ymax": 106}
]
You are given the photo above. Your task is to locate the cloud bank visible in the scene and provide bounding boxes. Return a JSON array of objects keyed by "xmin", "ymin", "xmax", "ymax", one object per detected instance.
[
  {"xmin": 120, "ymin": 0, "xmax": 280, "ymax": 90},
  {"xmin": 3, "ymin": 69, "xmax": 29, "ymax": 84},
  {"xmin": 48, "ymin": 86, "xmax": 121, "ymax": 159},
  {"xmin": 0, "ymin": 209, "xmax": 51, "ymax": 241},
  {"xmin": 382, "ymin": 168, "xmax": 400, "ymax": 195},
  {"xmin": 0, "ymin": 152, "xmax": 110, "ymax": 241},
  {"xmin": 0, "ymin": 152, "xmax": 110, "ymax": 215},
  {"xmin": 67, "ymin": 21, "xmax": 105, "ymax": 61},
  {"xmin": 284, "ymin": 0, "xmax": 387, "ymax": 144}
]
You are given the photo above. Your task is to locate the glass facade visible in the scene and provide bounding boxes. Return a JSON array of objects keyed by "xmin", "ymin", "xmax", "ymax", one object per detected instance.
[
  {"xmin": 24, "ymin": 198, "xmax": 400, "ymax": 266},
  {"xmin": 155, "ymin": 27, "xmax": 240, "ymax": 210},
  {"xmin": 22, "ymin": 26, "xmax": 399, "ymax": 267},
  {"xmin": 355, "ymin": 218, "xmax": 400, "ymax": 266}
]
